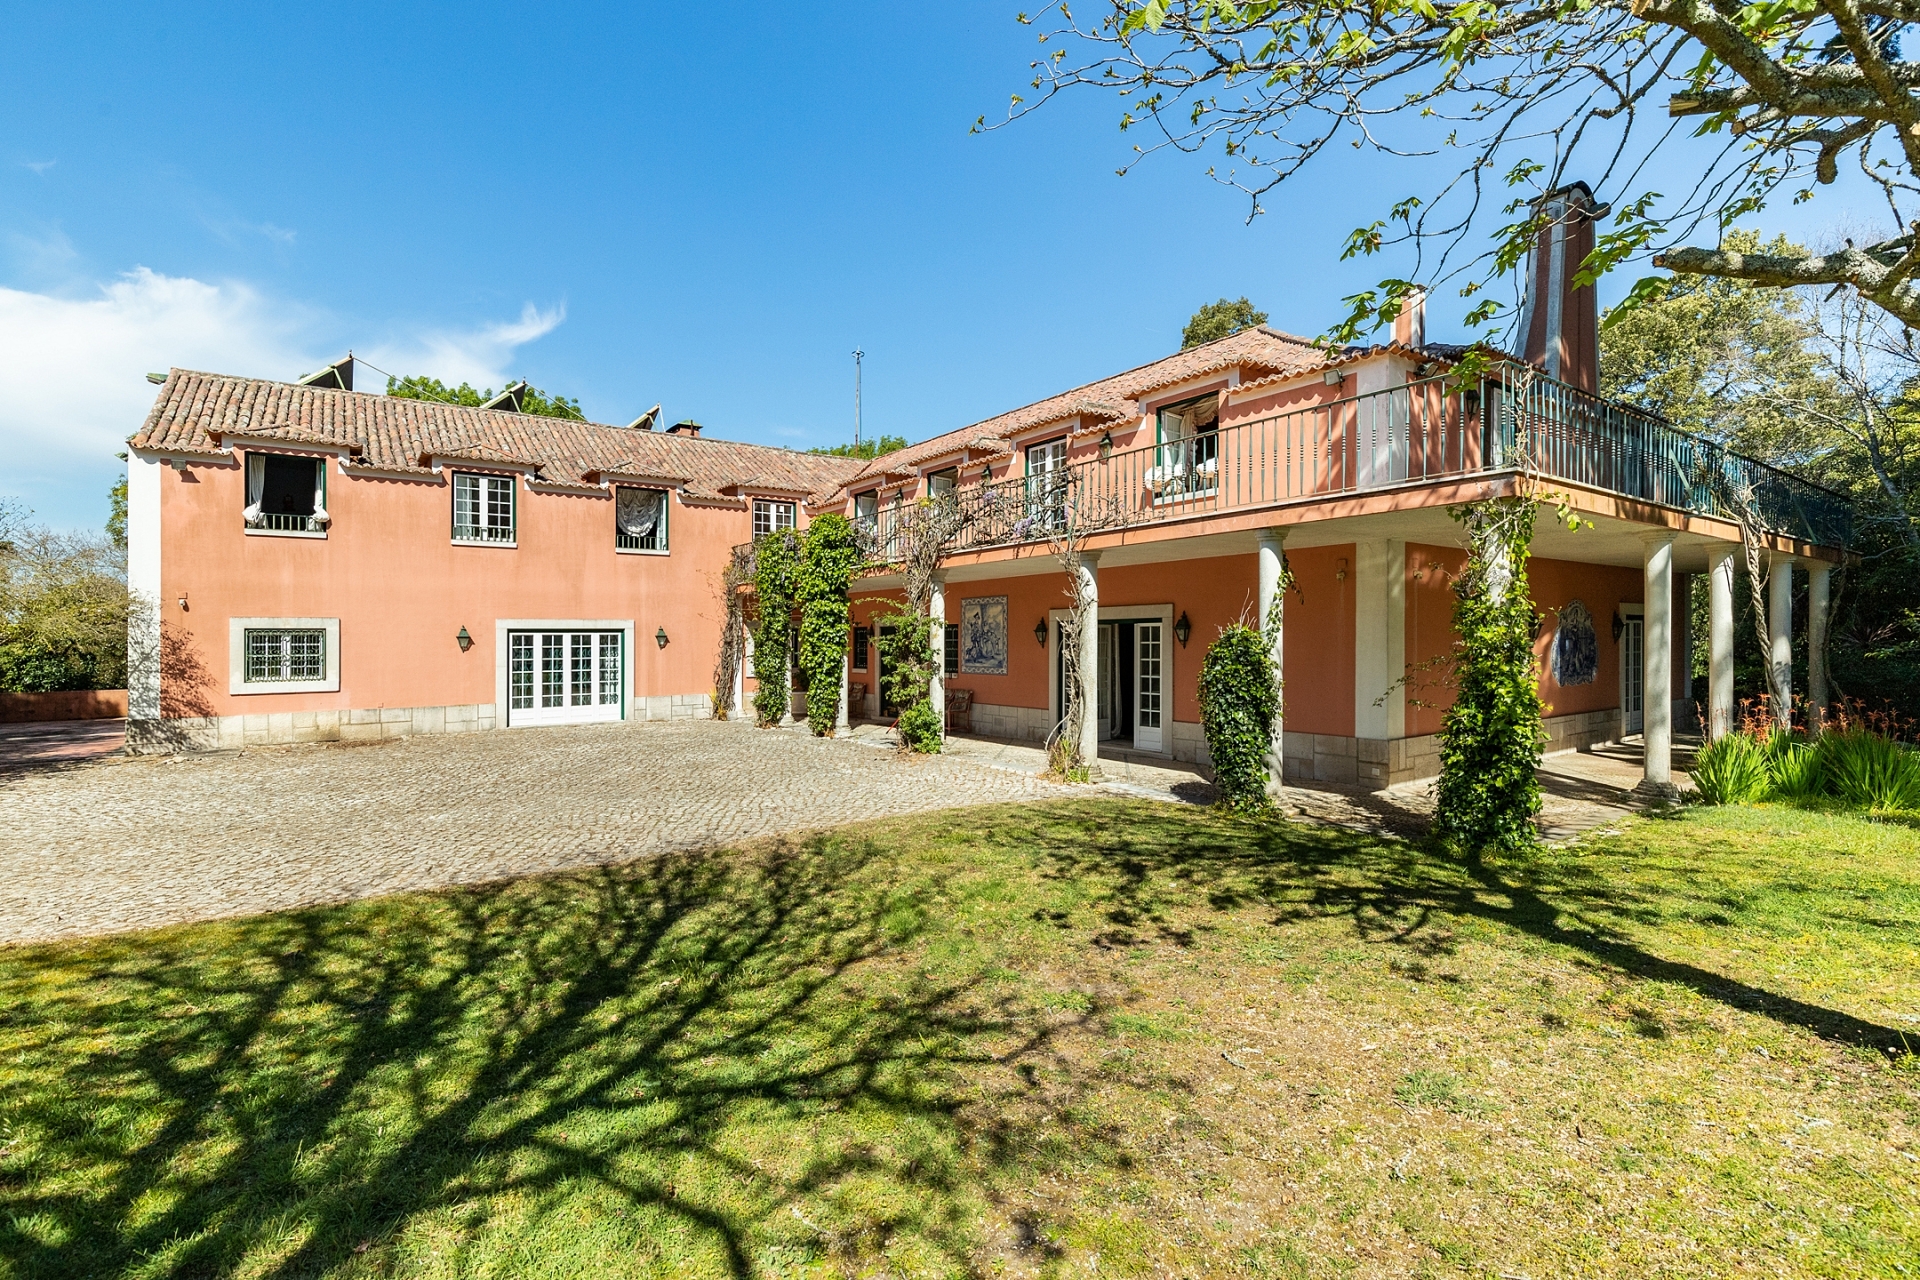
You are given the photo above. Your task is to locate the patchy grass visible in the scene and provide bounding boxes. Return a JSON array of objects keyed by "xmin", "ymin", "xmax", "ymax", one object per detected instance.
[{"xmin": 0, "ymin": 800, "xmax": 1916, "ymax": 1278}]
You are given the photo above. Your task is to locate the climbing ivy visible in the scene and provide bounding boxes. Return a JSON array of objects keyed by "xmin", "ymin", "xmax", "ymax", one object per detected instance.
[
  {"xmin": 868, "ymin": 602, "xmax": 942, "ymax": 752},
  {"xmin": 1433, "ymin": 498, "xmax": 1545, "ymax": 856},
  {"xmin": 1198, "ymin": 621, "xmax": 1281, "ymax": 812},
  {"xmin": 797, "ymin": 515, "xmax": 861, "ymax": 736},
  {"xmin": 751, "ymin": 529, "xmax": 800, "ymax": 727}
]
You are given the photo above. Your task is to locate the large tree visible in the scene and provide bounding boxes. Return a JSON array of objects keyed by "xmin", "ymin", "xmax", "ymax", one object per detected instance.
[
  {"xmin": 992, "ymin": 1, "xmax": 1920, "ymax": 338},
  {"xmin": 386, "ymin": 375, "xmax": 584, "ymax": 420},
  {"xmin": 1182, "ymin": 296, "xmax": 1268, "ymax": 347}
]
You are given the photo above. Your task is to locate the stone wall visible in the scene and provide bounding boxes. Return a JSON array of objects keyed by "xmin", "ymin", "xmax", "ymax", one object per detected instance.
[
  {"xmin": 0, "ymin": 690, "xmax": 128, "ymax": 724},
  {"xmin": 1284, "ymin": 707, "xmax": 1621, "ymax": 788},
  {"xmin": 127, "ymin": 694, "xmax": 713, "ymax": 753}
]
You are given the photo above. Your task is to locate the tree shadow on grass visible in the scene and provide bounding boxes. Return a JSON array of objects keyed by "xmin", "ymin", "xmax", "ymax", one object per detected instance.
[
  {"xmin": 0, "ymin": 833, "xmax": 1091, "ymax": 1278},
  {"xmin": 1025, "ymin": 801, "xmax": 1912, "ymax": 1054}
]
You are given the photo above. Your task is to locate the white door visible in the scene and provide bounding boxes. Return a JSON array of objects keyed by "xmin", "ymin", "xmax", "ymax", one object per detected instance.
[
  {"xmin": 1621, "ymin": 617, "xmax": 1644, "ymax": 736},
  {"xmin": 1134, "ymin": 621, "xmax": 1164, "ymax": 752},
  {"xmin": 508, "ymin": 630, "xmax": 625, "ymax": 726},
  {"xmin": 1097, "ymin": 623, "xmax": 1116, "ymax": 738}
]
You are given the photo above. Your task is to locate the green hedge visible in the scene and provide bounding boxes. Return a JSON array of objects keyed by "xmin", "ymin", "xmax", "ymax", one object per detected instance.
[
  {"xmin": 1198, "ymin": 623, "xmax": 1279, "ymax": 812},
  {"xmin": 751, "ymin": 531, "xmax": 799, "ymax": 727}
]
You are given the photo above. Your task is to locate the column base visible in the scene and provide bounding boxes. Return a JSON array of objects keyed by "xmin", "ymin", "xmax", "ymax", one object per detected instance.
[{"xmin": 1631, "ymin": 778, "xmax": 1682, "ymax": 805}]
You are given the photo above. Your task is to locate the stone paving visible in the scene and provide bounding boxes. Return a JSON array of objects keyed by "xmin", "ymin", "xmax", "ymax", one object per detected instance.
[
  {"xmin": 0, "ymin": 718, "xmax": 1066, "ymax": 947},
  {"xmin": 0, "ymin": 718, "xmax": 127, "ymax": 770}
]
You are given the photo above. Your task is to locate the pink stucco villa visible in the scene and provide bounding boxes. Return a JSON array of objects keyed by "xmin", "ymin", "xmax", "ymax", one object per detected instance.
[{"xmin": 128, "ymin": 186, "xmax": 1850, "ymax": 792}]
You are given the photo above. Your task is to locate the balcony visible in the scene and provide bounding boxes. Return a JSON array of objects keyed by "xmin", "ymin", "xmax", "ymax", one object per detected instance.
[{"xmin": 849, "ymin": 368, "xmax": 1851, "ymax": 561}]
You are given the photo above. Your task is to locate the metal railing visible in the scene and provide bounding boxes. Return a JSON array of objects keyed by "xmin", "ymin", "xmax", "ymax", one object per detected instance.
[
  {"xmin": 248, "ymin": 511, "xmax": 327, "ymax": 533},
  {"xmin": 839, "ymin": 368, "xmax": 1851, "ymax": 561}
]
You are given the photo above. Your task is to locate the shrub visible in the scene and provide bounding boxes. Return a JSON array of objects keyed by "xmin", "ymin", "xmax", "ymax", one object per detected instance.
[
  {"xmin": 0, "ymin": 517, "xmax": 128, "ymax": 693},
  {"xmin": 796, "ymin": 515, "xmax": 860, "ymax": 736},
  {"xmin": 895, "ymin": 699, "xmax": 943, "ymax": 753},
  {"xmin": 1692, "ymin": 732, "xmax": 1772, "ymax": 805},
  {"xmin": 1765, "ymin": 734, "xmax": 1825, "ymax": 802},
  {"xmin": 1821, "ymin": 727, "xmax": 1920, "ymax": 811},
  {"xmin": 870, "ymin": 605, "xmax": 942, "ymax": 753},
  {"xmin": 1198, "ymin": 622, "xmax": 1279, "ymax": 812}
]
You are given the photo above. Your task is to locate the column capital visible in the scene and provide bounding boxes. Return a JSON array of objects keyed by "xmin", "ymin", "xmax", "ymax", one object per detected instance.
[
  {"xmin": 1077, "ymin": 549, "xmax": 1101, "ymax": 568},
  {"xmin": 928, "ymin": 569, "xmax": 947, "ymax": 587},
  {"xmin": 1706, "ymin": 542, "xmax": 1737, "ymax": 565},
  {"xmin": 1256, "ymin": 526, "xmax": 1288, "ymax": 549},
  {"xmin": 1638, "ymin": 528, "xmax": 1679, "ymax": 549}
]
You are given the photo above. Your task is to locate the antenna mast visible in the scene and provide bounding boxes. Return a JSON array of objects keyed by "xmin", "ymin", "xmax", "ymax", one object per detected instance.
[{"xmin": 852, "ymin": 348, "xmax": 864, "ymax": 452}]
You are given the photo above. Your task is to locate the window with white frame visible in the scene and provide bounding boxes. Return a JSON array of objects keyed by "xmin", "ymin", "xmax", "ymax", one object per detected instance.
[
  {"xmin": 927, "ymin": 468, "xmax": 958, "ymax": 500},
  {"xmin": 752, "ymin": 498, "xmax": 796, "ymax": 537},
  {"xmin": 245, "ymin": 627, "xmax": 326, "ymax": 683},
  {"xmin": 615, "ymin": 487, "xmax": 668, "ymax": 551},
  {"xmin": 453, "ymin": 472, "xmax": 516, "ymax": 543},
  {"xmin": 507, "ymin": 629, "xmax": 624, "ymax": 725},
  {"xmin": 853, "ymin": 491, "xmax": 879, "ymax": 527}
]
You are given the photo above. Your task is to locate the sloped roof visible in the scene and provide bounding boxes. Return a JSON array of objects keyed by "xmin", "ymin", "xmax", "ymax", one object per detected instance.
[
  {"xmin": 837, "ymin": 325, "xmax": 1328, "ymax": 490},
  {"xmin": 131, "ymin": 370, "xmax": 865, "ymax": 503}
]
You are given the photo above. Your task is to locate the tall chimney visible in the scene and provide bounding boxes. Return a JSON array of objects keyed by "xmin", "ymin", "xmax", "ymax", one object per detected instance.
[
  {"xmin": 1390, "ymin": 287, "xmax": 1426, "ymax": 348},
  {"xmin": 1516, "ymin": 183, "xmax": 1606, "ymax": 393}
]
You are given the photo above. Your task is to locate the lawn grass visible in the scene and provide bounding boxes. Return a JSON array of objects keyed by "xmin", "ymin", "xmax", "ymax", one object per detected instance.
[{"xmin": 0, "ymin": 799, "xmax": 1916, "ymax": 1278}]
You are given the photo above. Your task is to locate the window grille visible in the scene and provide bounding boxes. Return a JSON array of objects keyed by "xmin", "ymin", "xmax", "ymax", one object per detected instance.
[
  {"xmin": 852, "ymin": 626, "xmax": 869, "ymax": 671},
  {"xmin": 510, "ymin": 633, "xmax": 535, "ymax": 709},
  {"xmin": 454, "ymin": 473, "xmax": 516, "ymax": 542},
  {"xmin": 615, "ymin": 487, "xmax": 668, "ymax": 551},
  {"xmin": 244, "ymin": 628, "xmax": 326, "ymax": 683},
  {"xmin": 944, "ymin": 623, "xmax": 959, "ymax": 675},
  {"xmin": 752, "ymin": 499, "xmax": 796, "ymax": 537}
]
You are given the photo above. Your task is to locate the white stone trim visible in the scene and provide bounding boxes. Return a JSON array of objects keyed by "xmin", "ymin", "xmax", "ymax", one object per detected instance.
[
  {"xmin": 127, "ymin": 451, "xmax": 164, "ymax": 720},
  {"xmin": 229, "ymin": 617, "xmax": 342, "ymax": 695}
]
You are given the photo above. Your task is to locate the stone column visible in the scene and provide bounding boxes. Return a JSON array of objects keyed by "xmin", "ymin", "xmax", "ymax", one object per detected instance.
[
  {"xmin": 1352, "ymin": 538, "xmax": 1406, "ymax": 788},
  {"xmin": 1256, "ymin": 528, "xmax": 1288, "ymax": 791},
  {"xmin": 1707, "ymin": 544, "xmax": 1735, "ymax": 741},
  {"xmin": 1641, "ymin": 532, "xmax": 1677, "ymax": 792},
  {"xmin": 1076, "ymin": 552, "xmax": 1102, "ymax": 774},
  {"xmin": 928, "ymin": 572, "xmax": 947, "ymax": 739},
  {"xmin": 1808, "ymin": 560, "xmax": 1831, "ymax": 728},
  {"xmin": 1769, "ymin": 557, "xmax": 1795, "ymax": 724}
]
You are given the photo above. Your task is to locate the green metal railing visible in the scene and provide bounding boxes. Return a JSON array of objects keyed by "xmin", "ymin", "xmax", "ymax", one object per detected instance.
[{"xmin": 843, "ymin": 368, "xmax": 1851, "ymax": 561}]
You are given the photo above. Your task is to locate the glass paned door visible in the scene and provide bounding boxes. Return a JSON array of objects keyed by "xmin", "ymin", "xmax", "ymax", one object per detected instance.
[
  {"xmin": 508, "ymin": 630, "xmax": 625, "ymax": 725},
  {"xmin": 1134, "ymin": 622, "xmax": 1164, "ymax": 752},
  {"xmin": 1621, "ymin": 616, "xmax": 1644, "ymax": 736},
  {"xmin": 1096, "ymin": 623, "xmax": 1117, "ymax": 738}
]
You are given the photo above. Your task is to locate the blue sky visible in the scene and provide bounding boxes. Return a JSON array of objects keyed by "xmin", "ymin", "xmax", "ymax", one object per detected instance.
[{"xmin": 0, "ymin": 2, "xmax": 1886, "ymax": 532}]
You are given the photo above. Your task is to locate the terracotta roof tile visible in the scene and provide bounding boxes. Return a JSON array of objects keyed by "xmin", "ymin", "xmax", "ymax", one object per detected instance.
[
  {"xmin": 837, "ymin": 325, "xmax": 1326, "ymax": 492},
  {"xmin": 131, "ymin": 370, "xmax": 865, "ymax": 503}
]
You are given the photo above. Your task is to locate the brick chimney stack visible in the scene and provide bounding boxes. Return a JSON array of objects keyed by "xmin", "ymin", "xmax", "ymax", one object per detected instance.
[
  {"xmin": 1391, "ymin": 287, "xmax": 1426, "ymax": 348},
  {"xmin": 1516, "ymin": 183, "xmax": 1607, "ymax": 393}
]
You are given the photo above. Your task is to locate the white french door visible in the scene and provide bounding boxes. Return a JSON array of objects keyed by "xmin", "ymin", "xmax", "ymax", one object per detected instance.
[
  {"xmin": 1097, "ymin": 623, "xmax": 1117, "ymax": 738},
  {"xmin": 1134, "ymin": 621, "xmax": 1164, "ymax": 752},
  {"xmin": 508, "ymin": 630, "xmax": 625, "ymax": 726},
  {"xmin": 1621, "ymin": 617, "xmax": 1644, "ymax": 736}
]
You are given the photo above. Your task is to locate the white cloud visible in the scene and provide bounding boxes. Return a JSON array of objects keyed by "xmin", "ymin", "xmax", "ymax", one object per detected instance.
[
  {"xmin": 0, "ymin": 268, "xmax": 565, "ymax": 525},
  {"xmin": 360, "ymin": 302, "xmax": 566, "ymax": 392}
]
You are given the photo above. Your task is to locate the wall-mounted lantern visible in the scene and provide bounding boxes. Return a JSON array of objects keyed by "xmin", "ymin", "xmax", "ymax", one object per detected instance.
[
  {"xmin": 1034, "ymin": 619, "xmax": 1049, "ymax": 647},
  {"xmin": 1611, "ymin": 610, "xmax": 1625, "ymax": 643},
  {"xmin": 1173, "ymin": 612, "xmax": 1192, "ymax": 647},
  {"xmin": 656, "ymin": 626, "xmax": 670, "ymax": 649},
  {"xmin": 456, "ymin": 625, "xmax": 472, "ymax": 652},
  {"xmin": 1335, "ymin": 557, "xmax": 1349, "ymax": 582},
  {"xmin": 177, "ymin": 591, "xmax": 190, "ymax": 612},
  {"xmin": 1098, "ymin": 431, "xmax": 1114, "ymax": 460}
]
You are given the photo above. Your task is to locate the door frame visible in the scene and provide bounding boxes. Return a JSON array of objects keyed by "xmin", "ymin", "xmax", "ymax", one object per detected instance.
[
  {"xmin": 495, "ymin": 618, "xmax": 636, "ymax": 727},
  {"xmin": 1618, "ymin": 603, "xmax": 1645, "ymax": 739},
  {"xmin": 1048, "ymin": 602, "xmax": 1175, "ymax": 758}
]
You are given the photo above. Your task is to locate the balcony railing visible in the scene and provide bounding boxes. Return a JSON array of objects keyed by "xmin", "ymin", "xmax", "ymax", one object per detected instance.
[
  {"xmin": 842, "ymin": 368, "xmax": 1850, "ymax": 563},
  {"xmin": 248, "ymin": 511, "xmax": 327, "ymax": 534}
]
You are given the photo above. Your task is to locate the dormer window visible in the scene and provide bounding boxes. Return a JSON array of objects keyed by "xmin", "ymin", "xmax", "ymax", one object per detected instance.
[
  {"xmin": 243, "ymin": 454, "xmax": 329, "ymax": 536},
  {"xmin": 453, "ymin": 473, "xmax": 517, "ymax": 544},
  {"xmin": 615, "ymin": 487, "xmax": 669, "ymax": 552},
  {"xmin": 1149, "ymin": 392, "xmax": 1221, "ymax": 498},
  {"xmin": 753, "ymin": 499, "xmax": 796, "ymax": 537}
]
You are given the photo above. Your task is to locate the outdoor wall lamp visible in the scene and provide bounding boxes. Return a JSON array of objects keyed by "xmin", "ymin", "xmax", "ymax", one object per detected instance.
[
  {"xmin": 1034, "ymin": 619, "xmax": 1049, "ymax": 647},
  {"xmin": 656, "ymin": 626, "xmax": 670, "ymax": 649},
  {"xmin": 1098, "ymin": 431, "xmax": 1114, "ymax": 459},
  {"xmin": 1174, "ymin": 612, "xmax": 1192, "ymax": 647},
  {"xmin": 456, "ymin": 625, "xmax": 472, "ymax": 652},
  {"xmin": 1335, "ymin": 557, "xmax": 1349, "ymax": 582},
  {"xmin": 177, "ymin": 591, "xmax": 189, "ymax": 612},
  {"xmin": 1322, "ymin": 368, "xmax": 1345, "ymax": 386},
  {"xmin": 1611, "ymin": 610, "xmax": 1624, "ymax": 643}
]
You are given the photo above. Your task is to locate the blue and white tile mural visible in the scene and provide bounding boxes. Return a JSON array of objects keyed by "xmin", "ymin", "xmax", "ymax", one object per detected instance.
[
  {"xmin": 1552, "ymin": 599, "xmax": 1599, "ymax": 687},
  {"xmin": 960, "ymin": 596, "xmax": 1009, "ymax": 675}
]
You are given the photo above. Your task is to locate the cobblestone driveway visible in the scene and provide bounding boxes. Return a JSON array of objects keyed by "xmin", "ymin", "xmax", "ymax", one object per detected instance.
[{"xmin": 0, "ymin": 719, "xmax": 1065, "ymax": 946}]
